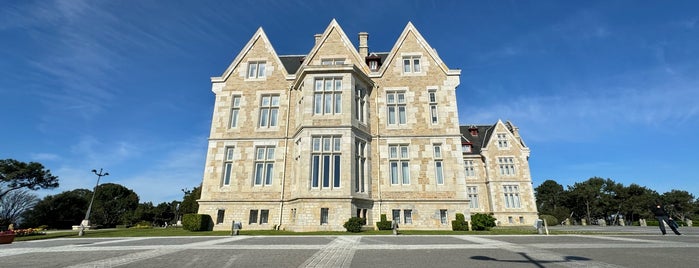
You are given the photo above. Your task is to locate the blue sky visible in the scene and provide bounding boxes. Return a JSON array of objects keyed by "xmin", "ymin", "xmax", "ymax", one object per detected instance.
[{"xmin": 1, "ymin": 0, "xmax": 697, "ymax": 204}]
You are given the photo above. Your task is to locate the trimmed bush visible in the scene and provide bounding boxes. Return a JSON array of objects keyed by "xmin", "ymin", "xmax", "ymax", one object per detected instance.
[
  {"xmin": 183, "ymin": 214, "xmax": 213, "ymax": 231},
  {"xmin": 344, "ymin": 217, "xmax": 364, "ymax": 233},
  {"xmin": 452, "ymin": 213, "xmax": 468, "ymax": 231},
  {"xmin": 376, "ymin": 214, "xmax": 392, "ymax": 230},
  {"xmin": 471, "ymin": 213, "xmax": 497, "ymax": 231},
  {"xmin": 539, "ymin": 215, "xmax": 559, "ymax": 226}
]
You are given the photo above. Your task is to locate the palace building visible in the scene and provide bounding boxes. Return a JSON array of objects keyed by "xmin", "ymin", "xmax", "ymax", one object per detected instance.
[{"xmin": 197, "ymin": 20, "xmax": 538, "ymax": 231}]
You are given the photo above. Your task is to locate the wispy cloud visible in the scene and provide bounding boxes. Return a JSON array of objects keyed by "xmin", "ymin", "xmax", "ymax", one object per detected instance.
[{"xmin": 463, "ymin": 67, "xmax": 699, "ymax": 142}]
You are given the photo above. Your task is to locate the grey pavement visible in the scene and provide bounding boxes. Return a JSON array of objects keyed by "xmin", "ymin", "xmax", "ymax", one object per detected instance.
[{"xmin": 1, "ymin": 226, "xmax": 697, "ymax": 268}]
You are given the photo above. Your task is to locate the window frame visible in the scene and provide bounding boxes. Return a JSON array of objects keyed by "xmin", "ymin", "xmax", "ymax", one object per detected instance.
[
  {"xmin": 433, "ymin": 144, "xmax": 444, "ymax": 185},
  {"xmin": 402, "ymin": 55, "xmax": 421, "ymax": 73},
  {"xmin": 230, "ymin": 95, "xmax": 241, "ymax": 128},
  {"xmin": 498, "ymin": 157, "xmax": 516, "ymax": 176},
  {"xmin": 253, "ymin": 146, "xmax": 275, "ymax": 186},
  {"xmin": 388, "ymin": 144, "xmax": 410, "ymax": 185},
  {"xmin": 320, "ymin": 208, "xmax": 329, "ymax": 225},
  {"xmin": 314, "ymin": 77, "xmax": 342, "ymax": 115},
  {"xmin": 354, "ymin": 140, "xmax": 367, "ymax": 193},
  {"xmin": 222, "ymin": 147, "xmax": 235, "ymax": 186},
  {"xmin": 503, "ymin": 185, "xmax": 522, "ymax": 209},
  {"xmin": 247, "ymin": 61, "xmax": 266, "ymax": 79},
  {"xmin": 386, "ymin": 91, "xmax": 407, "ymax": 126},
  {"xmin": 428, "ymin": 90, "xmax": 438, "ymax": 124},
  {"xmin": 467, "ymin": 186, "xmax": 479, "ymax": 209},
  {"xmin": 258, "ymin": 94, "xmax": 280, "ymax": 128},
  {"xmin": 311, "ymin": 136, "xmax": 342, "ymax": 189}
]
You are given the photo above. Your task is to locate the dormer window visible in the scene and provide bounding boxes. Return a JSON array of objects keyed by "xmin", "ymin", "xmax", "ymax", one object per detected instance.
[
  {"xmin": 321, "ymin": 58, "xmax": 345, "ymax": 65},
  {"xmin": 369, "ymin": 60, "xmax": 378, "ymax": 70},
  {"xmin": 247, "ymin": 61, "xmax": 266, "ymax": 79},
  {"xmin": 462, "ymin": 143, "xmax": 472, "ymax": 153}
]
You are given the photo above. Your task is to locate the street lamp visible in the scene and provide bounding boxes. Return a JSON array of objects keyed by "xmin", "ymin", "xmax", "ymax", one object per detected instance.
[{"xmin": 78, "ymin": 168, "xmax": 109, "ymax": 236}]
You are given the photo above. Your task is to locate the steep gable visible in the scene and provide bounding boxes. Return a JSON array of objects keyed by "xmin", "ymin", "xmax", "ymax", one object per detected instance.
[
  {"xmin": 298, "ymin": 19, "xmax": 370, "ymax": 74},
  {"xmin": 377, "ymin": 22, "xmax": 457, "ymax": 77},
  {"xmin": 212, "ymin": 27, "xmax": 288, "ymax": 83}
]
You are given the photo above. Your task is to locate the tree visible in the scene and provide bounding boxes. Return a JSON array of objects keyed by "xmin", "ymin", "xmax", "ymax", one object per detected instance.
[
  {"xmin": 180, "ymin": 184, "xmax": 201, "ymax": 215},
  {"xmin": 534, "ymin": 180, "xmax": 569, "ymax": 222},
  {"xmin": 91, "ymin": 183, "xmax": 139, "ymax": 227},
  {"xmin": 565, "ymin": 177, "xmax": 616, "ymax": 224},
  {"xmin": 21, "ymin": 189, "xmax": 91, "ymax": 229},
  {"xmin": 0, "ymin": 159, "xmax": 59, "ymax": 200},
  {"xmin": 0, "ymin": 190, "xmax": 39, "ymax": 227},
  {"xmin": 661, "ymin": 190, "xmax": 696, "ymax": 221}
]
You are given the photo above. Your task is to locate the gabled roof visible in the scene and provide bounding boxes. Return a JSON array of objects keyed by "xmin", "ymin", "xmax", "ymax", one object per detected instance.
[
  {"xmin": 212, "ymin": 27, "xmax": 287, "ymax": 83},
  {"xmin": 377, "ymin": 22, "xmax": 459, "ymax": 76},
  {"xmin": 297, "ymin": 19, "xmax": 370, "ymax": 74},
  {"xmin": 460, "ymin": 125, "xmax": 494, "ymax": 155}
]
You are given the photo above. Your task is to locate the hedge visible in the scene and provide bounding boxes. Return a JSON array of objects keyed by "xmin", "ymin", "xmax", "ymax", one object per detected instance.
[{"xmin": 182, "ymin": 214, "xmax": 213, "ymax": 231}]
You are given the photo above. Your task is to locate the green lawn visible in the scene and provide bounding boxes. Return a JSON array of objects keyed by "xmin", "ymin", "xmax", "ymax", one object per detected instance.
[{"xmin": 12, "ymin": 226, "xmax": 538, "ymax": 242}]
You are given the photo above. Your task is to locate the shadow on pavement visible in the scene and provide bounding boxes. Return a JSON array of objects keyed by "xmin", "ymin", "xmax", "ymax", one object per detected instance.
[{"xmin": 471, "ymin": 253, "xmax": 590, "ymax": 268}]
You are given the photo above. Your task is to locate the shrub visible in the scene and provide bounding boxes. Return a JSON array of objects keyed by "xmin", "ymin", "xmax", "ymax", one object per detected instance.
[
  {"xmin": 183, "ymin": 214, "xmax": 213, "ymax": 231},
  {"xmin": 452, "ymin": 213, "xmax": 468, "ymax": 231},
  {"xmin": 471, "ymin": 213, "xmax": 497, "ymax": 231},
  {"xmin": 344, "ymin": 217, "xmax": 364, "ymax": 233},
  {"xmin": 376, "ymin": 214, "xmax": 392, "ymax": 230},
  {"xmin": 539, "ymin": 215, "xmax": 559, "ymax": 226}
]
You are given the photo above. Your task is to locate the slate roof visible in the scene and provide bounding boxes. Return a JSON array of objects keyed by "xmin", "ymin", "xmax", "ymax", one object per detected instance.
[
  {"xmin": 459, "ymin": 125, "xmax": 495, "ymax": 155},
  {"xmin": 279, "ymin": 55, "xmax": 305, "ymax": 75},
  {"xmin": 278, "ymin": 52, "xmax": 390, "ymax": 75}
]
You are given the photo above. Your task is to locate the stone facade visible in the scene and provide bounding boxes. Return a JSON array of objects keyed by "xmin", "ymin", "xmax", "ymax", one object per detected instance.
[{"xmin": 197, "ymin": 20, "xmax": 538, "ymax": 231}]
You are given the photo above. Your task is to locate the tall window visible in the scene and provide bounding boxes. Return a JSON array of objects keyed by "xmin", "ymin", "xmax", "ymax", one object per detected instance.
[
  {"xmin": 249, "ymin": 210, "xmax": 258, "ymax": 224},
  {"xmin": 439, "ymin": 209, "xmax": 448, "ymax": 224},
  {"xmin": 433, "ymin": 144, "xmax": 444, "ymax": 185},
  {"xmin": 311, "ymin": 136, "xmax": 341, "ymax": 189},
  {"xmin": 254, "ymin": 146, "xmax": 275, "ymax": 186},
  {"xmin": 392, "ymin": 209, "xmax": 401, "ymax": 224},
  {"xmin": 404, "ymin": 210, "xmax": 413, "ymax": 224},
  {"xmin": 354, "ymin": 140, "xmax": 366, "ymax": 193},
  {"xmin": 259, "ymin": 95, "xmax": 279, "ymax": 128},
  {"xmin": 389, "ymin": 145, "xmax": 410, "ymax": 185},
  {"xmin": 355, "ymin": 86, "xmax": 366, "ymax": 123},
  {"xmin": 403, "ymin": 55, "xmax": 421, "ymax": 73},
  {"xmin": 464, "ymin": 160, "xmax": 476, "ymax": 177},
  {"xmin": 247, "ymin": 61, "xmax": 266, "ymax": 79},
  {"xmin": 503, "ymin": 185, "xmax": 521, "ymax": 208},
  {"xmin": 216, "ymin": 209, "xmax": 225, "ymax": 224},
  {"xmin": 230, "ymin": 96, "xmax": 241, "ymax": 128},
  {"xmin": 429, "ymin": 90, "xmax": 438, "ymax": 124},
  {"xmin": 387, "ymin": 92, "xmax": 406, "ymax": 125},
  {"xmin": 497, "ymin": 133, "xmax": 509, "ymax": 148},
  {"xmin": 320, "ymin": 208, "xmax": 329, "ymax": 225},
  {"xmin": 259, "ymin": 209, "xmax": 269, "ymax": 224},
  {"xmin": 498, "ymin": 157, "xmax": 516, "ymax": 176},
  {"xmin": 222, "ymin": 147, "xmax": 234, "ymax": 186},
  {"xmin": 467, "ymin": 186, "xmax": 479, "ymax": 208},
  {"xmin": 314, "ymin": 77, "xmax": 342, "ymax": 115}
]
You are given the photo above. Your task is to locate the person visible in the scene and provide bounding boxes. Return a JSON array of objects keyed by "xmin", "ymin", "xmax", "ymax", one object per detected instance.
[{"xmin": 650, "ymin": 202, "xmax": 681, "ymax": 235}]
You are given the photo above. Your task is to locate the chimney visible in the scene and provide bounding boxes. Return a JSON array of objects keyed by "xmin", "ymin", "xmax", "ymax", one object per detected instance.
[
  {"xmin": 314, "ymin": 34, "xmax": 323, "ymax": 45},
  {"xmin": 358, "ymin": 32, "xmax": 369, "ymax": 56}
]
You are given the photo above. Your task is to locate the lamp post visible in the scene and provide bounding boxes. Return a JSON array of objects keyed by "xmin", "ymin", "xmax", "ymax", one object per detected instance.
[{"xmin": 78, "ymin": 168, "xmax": 109, "ymax": 236}]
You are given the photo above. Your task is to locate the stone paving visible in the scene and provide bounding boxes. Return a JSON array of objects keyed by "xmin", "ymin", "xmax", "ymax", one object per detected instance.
[{"xmin": 1, "ymin": 227, "xmax": 697, "ymax": 268}]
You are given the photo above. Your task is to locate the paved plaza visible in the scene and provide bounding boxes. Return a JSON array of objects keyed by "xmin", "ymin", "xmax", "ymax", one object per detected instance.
[{"xmin": 1, "ymin": 227, "xmax": 697, "ymax": 268}]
